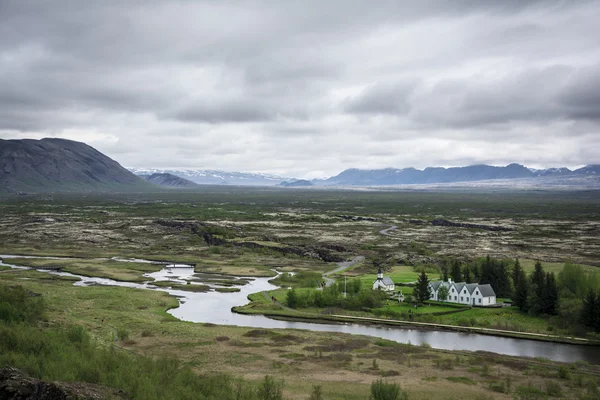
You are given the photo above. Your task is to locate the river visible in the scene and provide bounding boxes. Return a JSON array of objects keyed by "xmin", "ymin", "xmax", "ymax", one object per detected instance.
[{"xmin": 2, "ymin": 254, "xmax": 599, "ymax": 364}]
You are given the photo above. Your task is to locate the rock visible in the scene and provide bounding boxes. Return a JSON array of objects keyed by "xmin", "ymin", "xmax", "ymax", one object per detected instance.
[
  {"xmin": 431, "ymin": 218, "xmax": 513, "ymax": 232},
  {"xmin": 0, "ymin": 367, "xmax": 128, "ymax": 399}
]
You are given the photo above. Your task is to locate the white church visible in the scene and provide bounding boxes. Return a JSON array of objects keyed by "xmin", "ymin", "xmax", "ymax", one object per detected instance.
[
  {"xmin": 372, "ymin": 267, "xmax": 395, "ymax": 292},
  {"xmin": 429, "ymin": 279, "xmax": 496, "ymax": 306}
]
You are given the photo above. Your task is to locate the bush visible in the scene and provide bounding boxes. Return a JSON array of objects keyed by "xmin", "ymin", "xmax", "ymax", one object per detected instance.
[
  {"xmin": 369, "ymin": 379, "xmax": 408, "ymax": 400},
  {"xmin": 309, "ymin": 385, "xmax": 324, "ymax": 400},
  {"xmin": 545, "ymin": 380, "xmax": 562, "ymax": 396},
  {"xmin": 0, "ymin": 285, "xmax": 45, "ymax": 324},
  {"xmin": 257, "ymin": 375, "xmax": 284, "ymax": 400}
]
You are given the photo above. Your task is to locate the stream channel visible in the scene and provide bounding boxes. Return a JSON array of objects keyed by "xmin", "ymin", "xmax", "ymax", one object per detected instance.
[{"xmin": 2, "ymin": 254, "xmax": 599, "ymax": 365}]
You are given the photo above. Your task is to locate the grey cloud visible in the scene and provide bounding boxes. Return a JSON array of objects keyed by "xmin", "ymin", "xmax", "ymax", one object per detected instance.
[
  {"xmin": 0, "ymin": 0, "xmax": 599, "ymax": 175},
  {"xmin": 166, "ymin": 100, "xmax": 274, "ymax": 124},
  {"xmin": 344, "ymin": 81, "xmax": 418, "ymax": 115}
]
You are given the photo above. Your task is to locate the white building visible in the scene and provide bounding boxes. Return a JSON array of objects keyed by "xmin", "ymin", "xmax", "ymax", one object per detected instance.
[
  {"xmin": 429, "ymin": 279, "xmax": 496, "ymax": 306},
  {"xmin": 372, "ymin": 267, "xmax": 395, "ymax": 292}
]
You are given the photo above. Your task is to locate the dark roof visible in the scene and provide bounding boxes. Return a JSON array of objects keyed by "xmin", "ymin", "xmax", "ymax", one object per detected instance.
[
  {"xmin": 465, "ymin": 283, "xmax": 479, "ymax": 294},
  {"xmin": 382, "ymin": 277, "xmax": 394, "ymax": 286},
  {"xmin": 430, "ymin": 281, "xmax": 442, "ymax": 291},
  {"xmin": 454, "ymin": 282, "xmax": 466, "ymax": 293},
  {"xmin": 478, "ymin": 284, "xmax": 496, "ymax": 297}
]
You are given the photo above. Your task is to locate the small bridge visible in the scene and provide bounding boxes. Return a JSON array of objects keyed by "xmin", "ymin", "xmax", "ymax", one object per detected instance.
[{"xmin": 164, "ymin": 264, "xmax": 195, "ymax": 269}]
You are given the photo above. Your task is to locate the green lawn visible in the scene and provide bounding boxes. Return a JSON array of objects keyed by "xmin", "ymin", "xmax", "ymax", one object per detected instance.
[
  {"xmin": 355, "ymin": 265, "xmax": 419, "ymax": 287},
  {"xmin": 520, "ymin": 259, "xmax": 597, "ymax": 274}
]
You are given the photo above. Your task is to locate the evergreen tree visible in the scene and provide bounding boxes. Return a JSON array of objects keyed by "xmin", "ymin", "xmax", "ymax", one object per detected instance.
[
  {"xmin": 480, "ymin": 256, "xmax": 512, "ymax": 297},
  {"xmin": 470, "ymin": 262, "xmax": 481, "ymax": 282},
  {"xmin": 514, "ymin": 269, "xmax": 529, "ymax": 311},
  {"xmin": 529, "ymin": 261, "xmax": 546, "ymax": 314},
  {"xmin": 512, "ymin": 258, "xmax": 522, "ymax": 289},
  {"xmin": 413, "ymin": 270, "xmax": 432, "ymax": 304},
  {"xmin": 450, "ymin": 260, "xmax": 462, "ymax": 282},
  {"xmin": 541, "ymin": 272, "xmax": 559, "ymax": 315},
  {"xmin": 440, "ymin": 263, "xmax": 449, "ymax": 282},
  {"xmin": 462, "ymin": 266, "xmax": 472, "ymax": 283},
  {"xmin": 581, "ymin": 290, "xmax": 598, "ymax": 331}
]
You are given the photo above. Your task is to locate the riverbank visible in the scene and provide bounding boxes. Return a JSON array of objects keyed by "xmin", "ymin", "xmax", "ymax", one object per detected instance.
[
  {"xmin": 233, "ymin": 292, "xmax": 600, "ymax": 346},
  {"xmin": 3, "ymin": 269, "xmax": 600, "ymax": 400}
]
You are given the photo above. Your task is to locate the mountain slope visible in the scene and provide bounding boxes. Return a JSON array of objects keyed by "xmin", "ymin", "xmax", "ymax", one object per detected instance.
[
  {"xmin": 141, "ymin": 172, "xmax": 198, "ymax": 188},
  {"xmin": 0, "ymin": 138, "xmax": 149, "ymax": 192}
]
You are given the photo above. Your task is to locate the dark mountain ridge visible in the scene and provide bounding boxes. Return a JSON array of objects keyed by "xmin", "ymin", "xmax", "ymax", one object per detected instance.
[
  {"xmin": 141, "ymin": 172, "xmax": 198, "ymax": 188},
  {"xmin": 0, "ymin": 138, "xmax": 149, "ymax": 192}
]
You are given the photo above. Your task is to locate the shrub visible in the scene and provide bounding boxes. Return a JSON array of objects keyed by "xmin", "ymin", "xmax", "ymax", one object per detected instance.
[
  {"xmin": 257, "ymin": 375, "xmax": 284, "ymax": 400},
  {"xmin": 369, "ymin": 379, "xmax": 408, "ymax": 400},
  {"xmin": 545, "ymin": 380, "xmax": 562, "ymax": 396},
  {"xmin": 309, "ymin": 385, "xmax": 324, "ymax": 400}
]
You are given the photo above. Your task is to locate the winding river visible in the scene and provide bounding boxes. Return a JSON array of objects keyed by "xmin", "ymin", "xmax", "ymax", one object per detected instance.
[{"xmin": 2, "ymin": 254, "xmax": 600, "ymax": 364}]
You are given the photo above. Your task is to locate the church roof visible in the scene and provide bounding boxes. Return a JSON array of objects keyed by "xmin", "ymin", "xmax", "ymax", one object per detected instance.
[{"xmin": 382, "ymin": 277, "xmax": 394, "ymax": 286}]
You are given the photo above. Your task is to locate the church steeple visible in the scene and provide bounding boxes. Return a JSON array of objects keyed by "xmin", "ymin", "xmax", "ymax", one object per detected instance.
[{"xmin": 377, "ymin": 266, "xmax": 383, "ymax": 280}]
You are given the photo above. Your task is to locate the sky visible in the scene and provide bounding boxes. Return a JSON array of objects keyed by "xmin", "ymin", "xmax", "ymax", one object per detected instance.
[{"xmin": 1, "ymin": 0, "xmax": 599, "ymax": 179}]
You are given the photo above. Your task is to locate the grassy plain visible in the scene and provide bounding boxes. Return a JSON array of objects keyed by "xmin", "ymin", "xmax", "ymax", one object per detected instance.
[
  {"xmin": 1, "ymin": 269, "xmax": 599, "ymax": 400},
  {"xmin": 1, "ymin": 188, "xmax": 600, "ymax": 398}
]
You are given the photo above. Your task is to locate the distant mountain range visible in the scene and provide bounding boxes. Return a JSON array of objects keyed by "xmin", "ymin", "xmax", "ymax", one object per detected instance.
[
  {"xmin": 128, "ymin": 168, "xmax": 291, "ymax": 186},
  {"xmin": 0, "ymin": 138, "xmax": 150, "ymax": 193},
  {"xmin": 1, "ymin": 138, "xmax": 598, "ymax": 192},
  {"xmin": 317, "ymin": 164, "xmax": 600, "ymax": 186}
]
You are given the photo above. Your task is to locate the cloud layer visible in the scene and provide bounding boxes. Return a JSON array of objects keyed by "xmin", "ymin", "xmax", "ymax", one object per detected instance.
[{"xmin": 1, "ymin": 0, "xmax": 599, "ymax": 177}]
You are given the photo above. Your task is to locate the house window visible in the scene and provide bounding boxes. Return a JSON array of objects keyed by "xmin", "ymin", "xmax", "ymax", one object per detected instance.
[
  {"xmin": 478, "ymin": 299, "xmax": 481, "ymax": 304},
  {"xmin": 460, "ymin": 297, "xmax": 463, "ymax": 301},
  {"xmin": 454, "ymin": 296, "xmax": 457, "ymax": 300}
]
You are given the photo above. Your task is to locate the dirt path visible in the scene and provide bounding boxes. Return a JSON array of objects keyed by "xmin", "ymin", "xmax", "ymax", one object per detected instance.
[
  {"xmin": 322, "ymin": 256, "xmax": 364, "ymax": 287},
  {"xmin": 378, "ymin": 225, "xmax": 398, "ymax": 236}
]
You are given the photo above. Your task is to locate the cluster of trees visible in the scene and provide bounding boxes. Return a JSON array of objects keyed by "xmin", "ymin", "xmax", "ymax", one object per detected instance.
[
  {"xmin": 440, "ymin": 256, "xmax": 512, "ymax": 297},
  {"xmin": 286, "ymin": 279, "xmax": 388, "ymax": 310},
  {"xmin": 513, "ymin": 260, "xmax": 558, "ymax": 315}
]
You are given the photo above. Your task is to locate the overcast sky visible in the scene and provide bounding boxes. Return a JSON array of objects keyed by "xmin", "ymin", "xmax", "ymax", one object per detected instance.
[{"xmin": 1, "ymin": 1, "xmax": 599, "ymax": 178}]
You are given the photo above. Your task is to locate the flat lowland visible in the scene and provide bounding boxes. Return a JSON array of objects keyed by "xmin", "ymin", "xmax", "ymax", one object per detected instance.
[
  {"xmin": 1, "ymin": 269, "xmax": 599, "ymax": 400},
  {"xmin": 1, "ymin": 189, "xmax": 600, "ymax": 398}
]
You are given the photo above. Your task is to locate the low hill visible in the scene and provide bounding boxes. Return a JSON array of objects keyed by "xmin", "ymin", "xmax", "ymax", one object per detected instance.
[
  {"xmin": 279, "ymin": 179, "xmax": 313, "ymax": 187},
  {"xmin": 141, "ymin": 173, "xmax": 198, "ymax": 188},
  {"xmin": 0, "ymin": 138, "xmax": 150, "ymax": 193}
]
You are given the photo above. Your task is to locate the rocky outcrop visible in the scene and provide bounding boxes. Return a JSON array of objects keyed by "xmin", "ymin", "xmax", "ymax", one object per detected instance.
[
  {"xmin": 337, "ymin": 215, "xmax": 377, "ymax": 222},
  {"xmin": 0, "ymin": 367, "xmax": 127, "ymax": 399},
  {"xmin": 153, "ymin": 219, "xmax": 228, "ymax": 246},
  {"xmin": 431, "ymin": 218, "xmax": 513, "ymax": 232}
]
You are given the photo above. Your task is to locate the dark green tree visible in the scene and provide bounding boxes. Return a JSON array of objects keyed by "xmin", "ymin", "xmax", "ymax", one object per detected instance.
[
  {"xmin": 413, "ymin": 270, "xmax": 432, "ymax": 304},
  {"xmin": 440, "ymin": 263, "xmax": 449, "ymax": 282},
  {"xmin": 581, "ymin": 290, "xmax": 599, "ymax": 332},
  {"xmin": 450, "ymin": 259, "xmax": 462, "ymax": 282},
  {"xmin": 512, "ymin": 258, "xmax": 523, "ymax": 290},
  {"xmin": 541, "ymin": 272, "xmax": 559, "ymax": 315},
  {"xmin": 480, "ymin": 256, "xmax": 512, "ymax": 297},
  {"xmin": 529, "ymin": 261, "xmax": 546, "ymax": 315},
  {"xmin": 514, "ymin": 269, "xmax": 529, "ymax": 311},
  {"xmin": 462, "ymin": 266, "xmax": 472, "ymax": 283}
]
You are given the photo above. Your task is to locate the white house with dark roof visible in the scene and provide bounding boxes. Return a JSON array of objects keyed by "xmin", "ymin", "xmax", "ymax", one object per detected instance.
[
  {"xmin": 372, "ymin": 267, "xmax": 395, "ymax": 292},
  {"xmin": 429, "ymin": 279, "xmax": 496, "ymax": 306}
]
